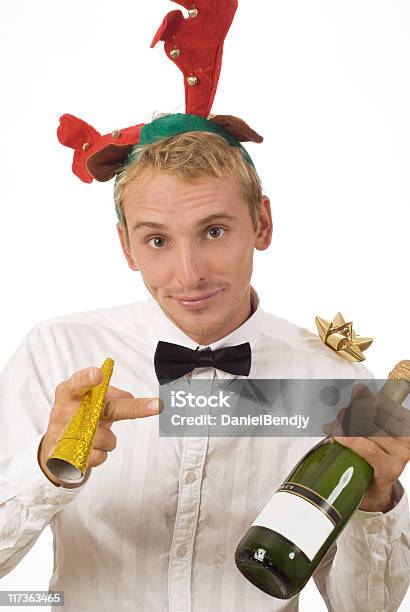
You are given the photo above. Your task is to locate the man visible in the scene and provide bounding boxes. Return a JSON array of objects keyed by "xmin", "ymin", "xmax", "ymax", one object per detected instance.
[{"xmin": 0, "ymin": 120, "xmax": 409, "ymax": 611}]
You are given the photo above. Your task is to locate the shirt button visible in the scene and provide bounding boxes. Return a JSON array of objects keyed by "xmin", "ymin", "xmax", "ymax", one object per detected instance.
[
  {"xmin": 186, "ymin": 471, "xmax": 196, "ymax": 483},
  {"xmin": 177, "ymin": 545, "xmax": 188, "ymax": 557}
]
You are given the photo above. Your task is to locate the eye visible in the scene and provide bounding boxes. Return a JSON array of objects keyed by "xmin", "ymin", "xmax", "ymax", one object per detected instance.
[
  {"xmin": 207, "ymin": 226, "xmax": 226, "ymax": 239},
  {"xmin": 147, "ymin": 236, "xmax": 167, "ymax": 249},
  {"xmin": 146, "ymin": 226, "xmax": 226, "ymax": 249}
]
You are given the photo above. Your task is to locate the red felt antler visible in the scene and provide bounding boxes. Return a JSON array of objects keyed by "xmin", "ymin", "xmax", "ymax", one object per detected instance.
[
  {"xmin": 57, "ymin": 114, "xmax": 144, "ymax": 183},
  {"xmin": 57, "ymin": 115, "xmax": 102, "ymax": 183},
  {"xmin": 57, "ymin": 1, "xmax": 263, "ymax": 184},
  {"xmin": 151, "ymin": 0, "xmax": 238, "ymax": 117}
]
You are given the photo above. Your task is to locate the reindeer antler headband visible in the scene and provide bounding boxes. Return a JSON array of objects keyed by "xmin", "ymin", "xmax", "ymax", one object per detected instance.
[{"xmin": 57, "ymin": 0, "xmax": 263, "ymax": 201}]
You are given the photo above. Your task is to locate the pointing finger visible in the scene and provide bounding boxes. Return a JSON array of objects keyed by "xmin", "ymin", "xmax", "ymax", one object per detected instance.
[
  {"xmin": 102, "ymin": 397, "xmax": 164, "ymax": 421},
  {"xmin": 104, "ymin": 385, "xmax": 135, "ymax": 400}
]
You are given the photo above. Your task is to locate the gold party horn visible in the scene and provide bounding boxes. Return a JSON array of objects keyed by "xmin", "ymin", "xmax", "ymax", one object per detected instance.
[{"xmin": 46, "ymin": 358, "xmax": 114, "ymax": 484}]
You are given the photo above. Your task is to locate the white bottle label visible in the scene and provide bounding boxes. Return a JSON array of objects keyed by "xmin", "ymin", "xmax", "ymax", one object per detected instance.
[{"xmin": 251, "ymin": 487, "xmax": 337, "ymax": 561}]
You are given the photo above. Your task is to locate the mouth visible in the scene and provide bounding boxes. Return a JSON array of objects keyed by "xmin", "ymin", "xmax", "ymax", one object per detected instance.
[{"xmin": 174, "ymin": 289, "xmax": 223, "ymax": 309}]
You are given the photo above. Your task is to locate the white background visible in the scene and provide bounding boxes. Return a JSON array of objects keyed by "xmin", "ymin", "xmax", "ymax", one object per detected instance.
[{"xmin": 0, "ymin": 1, "xmax": 409, "ymax": 610}]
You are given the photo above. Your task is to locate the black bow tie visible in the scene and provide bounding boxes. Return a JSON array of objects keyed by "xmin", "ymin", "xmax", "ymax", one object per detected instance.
[{"xmin": 154, "ymin": 340, "xmax": 252, "ymax": 385}]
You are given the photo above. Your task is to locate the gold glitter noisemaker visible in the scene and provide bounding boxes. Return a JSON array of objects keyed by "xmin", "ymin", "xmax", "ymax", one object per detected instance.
[{"xmin": 46, "ymin": 358, "xmax": 114, "ymax": 484}]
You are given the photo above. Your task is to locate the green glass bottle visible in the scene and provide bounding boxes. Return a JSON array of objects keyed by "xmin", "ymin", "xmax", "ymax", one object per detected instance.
[{"xmin": 235, "ymin": 365, "xmax": 410, "ymax": 600}]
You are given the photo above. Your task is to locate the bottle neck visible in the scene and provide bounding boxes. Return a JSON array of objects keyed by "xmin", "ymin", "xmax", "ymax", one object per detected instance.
[{"xmin": 379, "ymin": 379, "xmax": 410, "ymax": 404}]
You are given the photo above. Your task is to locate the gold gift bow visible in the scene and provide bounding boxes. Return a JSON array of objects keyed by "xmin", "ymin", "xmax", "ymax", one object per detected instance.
[
  {"xmin": 46, "ymin": 357, "xmax": 114, "ymax": 484},
  {"xmin": 315, "ymin": 312, "xmax": 373, "ymax": 362}
]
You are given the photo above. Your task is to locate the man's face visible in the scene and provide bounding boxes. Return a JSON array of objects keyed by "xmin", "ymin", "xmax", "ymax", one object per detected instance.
[{"xmin": 117, "ymin": 167, "xmax": 272, "ymax": 345}]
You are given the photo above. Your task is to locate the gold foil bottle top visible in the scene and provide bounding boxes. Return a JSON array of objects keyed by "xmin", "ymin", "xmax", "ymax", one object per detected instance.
[
  {"xmin": 388, "ymin": 360, "xmax": 410, "ymax": 381},
  {"xmin": 381, "ymin": 360, "xmax": 410, "ymax": 404}
]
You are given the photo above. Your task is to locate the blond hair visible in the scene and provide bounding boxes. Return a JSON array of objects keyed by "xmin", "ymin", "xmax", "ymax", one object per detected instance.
[{"xmin": 114, "ymin": 130, "xmax": 263, "ymax": 243}]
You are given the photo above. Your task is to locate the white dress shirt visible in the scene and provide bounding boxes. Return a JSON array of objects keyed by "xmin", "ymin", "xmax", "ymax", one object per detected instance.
[{"xmin": 0, "ymin": 286, "xmax": 409, "ymax": 612}]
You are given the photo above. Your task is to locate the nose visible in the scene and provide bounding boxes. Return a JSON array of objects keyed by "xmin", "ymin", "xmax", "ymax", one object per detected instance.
[{"xmin": 175, "ymin": 241, "xmax": 207, "ymax": 289}]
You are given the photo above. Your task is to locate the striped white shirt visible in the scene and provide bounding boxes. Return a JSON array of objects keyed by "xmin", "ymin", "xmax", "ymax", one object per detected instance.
[{"xmin": 0, "ymin": 286, "xmax": 408, "ymax": 611}]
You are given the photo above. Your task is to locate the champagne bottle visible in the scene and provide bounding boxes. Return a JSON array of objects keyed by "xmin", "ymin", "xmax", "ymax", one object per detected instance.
[{"xmin": 235, "ymin": 361, "xmax": 410, "ymax": 600}]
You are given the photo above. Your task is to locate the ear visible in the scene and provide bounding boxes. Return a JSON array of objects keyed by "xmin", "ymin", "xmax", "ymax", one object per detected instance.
[
  {"xmin": 116, "ymin": 223, "xmax": 139, "ymax": 271},
  {"xmin": 254, "ymin": 196, "xmax": 273, "ymax": 251},
  {"xmin": 210, "ymin": 114, "xmax": 263, "ymax": 143}
]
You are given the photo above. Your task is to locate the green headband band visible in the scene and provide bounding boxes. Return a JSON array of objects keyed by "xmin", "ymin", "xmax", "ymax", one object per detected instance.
[{"xmin": 114, "ymin": 113, "xmax": 255, "ymax": 224}]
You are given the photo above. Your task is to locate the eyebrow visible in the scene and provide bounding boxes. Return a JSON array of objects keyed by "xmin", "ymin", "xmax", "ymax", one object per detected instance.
[{"xmin": 132, "ymin": 213, "xmax": 238, "ymax": 233}]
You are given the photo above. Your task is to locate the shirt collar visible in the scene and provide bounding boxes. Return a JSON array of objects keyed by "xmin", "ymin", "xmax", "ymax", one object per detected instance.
[{"xmin": 143, "ymin": 285, "xmax": 263, "ymax": 352}]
